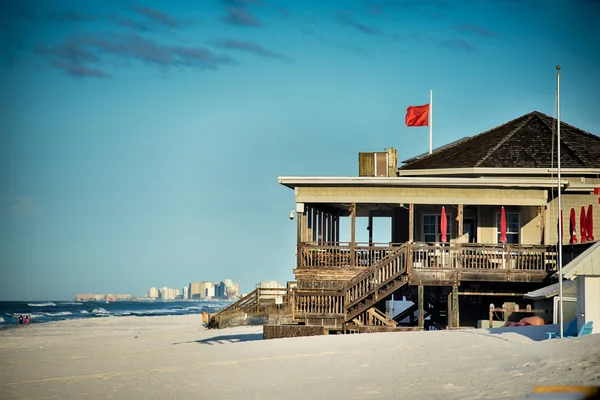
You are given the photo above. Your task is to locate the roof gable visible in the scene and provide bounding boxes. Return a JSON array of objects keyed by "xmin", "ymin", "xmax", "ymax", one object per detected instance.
[
  {"xmin": 400, "ymin": 111, "xmax": 600, "ymax": 170},
  {"xmin": 562, "ymin": 241, "xmax": 600, "ymax": 279}
]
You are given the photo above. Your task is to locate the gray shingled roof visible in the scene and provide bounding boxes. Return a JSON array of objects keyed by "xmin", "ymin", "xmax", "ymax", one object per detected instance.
[
  {"xmin": 524, "ymin": 279, "xmax": 577, "ymax": 300},
  {"xmin": 400, "ymin": 111, "xmax": 600, "ymax": 170}
]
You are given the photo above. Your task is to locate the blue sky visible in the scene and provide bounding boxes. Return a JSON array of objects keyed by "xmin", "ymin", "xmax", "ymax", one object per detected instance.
[{"xmin": 1, "ymin": 0, "xmax": 599, "ymax": 300}]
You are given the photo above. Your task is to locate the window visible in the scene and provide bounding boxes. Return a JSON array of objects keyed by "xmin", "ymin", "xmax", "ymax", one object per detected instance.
[
  {"xmin": 496, "ymin": 212, "xmax": 520, "ymax": 244},
  {"xmin": 423, "ymin": 214, "xmax": 451, "ymax": 242}
]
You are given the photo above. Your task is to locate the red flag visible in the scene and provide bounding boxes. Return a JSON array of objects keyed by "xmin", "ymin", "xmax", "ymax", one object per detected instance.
[{"xmin": 405, "ymin": 104, "xmax": 430, "ymax": 127}]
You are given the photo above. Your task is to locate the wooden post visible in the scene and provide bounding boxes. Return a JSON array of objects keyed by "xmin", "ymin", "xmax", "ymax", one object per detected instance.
[
  {"xmin": 457, "ymin": 204, "xmax": 463, "ymax": 240},
  {"xmin": 307, "ymin": 206, "xmax": 313, "ymax": 244},
  {"xmin": 350, "ymin": 203, "xmax": 356, "ymax": 267},
  {"xmin": 297, "ymin": 209, "xmax": 302, "ymax": 267},
  {"xmin": 327, "ymin": 213, "xmax": 332, "ymax": 242},
  {"xmin": 447, "ymin": 292, "xmax": 452, "ymax": 328},
  {"xmin": 409, "ymin": 204, "xmax": 415, "ymax": 242},
  {"xmin": 452, "ymin": 285, "xmax": 459, "ymax": 328},
  {"xmin": 312, "ymin": 208, "xmax": 319, "ymax": 243},
  {"xmin": 302, "ymin": 210, "xmax": 308, "ymax": 243},
  {"xmin": 457, "ymin": 204, "xmax": 464, "ymax": 271},
  {"xmin": 368, "ymin": 213, "xmax": 373, "ymax": 245},
  {"xmin": 319, "ymin": 210, "xmax": 325, "ymax": 243},
  {"xmin": 418, "ymin": 285, "xmax": 424, "ymax": 329},
  {"xmin": 335, "ymin": 214, "xmax": 340, "ymax": 243}
]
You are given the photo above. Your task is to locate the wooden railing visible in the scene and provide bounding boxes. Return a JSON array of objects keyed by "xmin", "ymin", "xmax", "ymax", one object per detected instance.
[
  {"xmin": 345, "ymin": 244, "xmax": 408, "ymax": 310},
  {"xmin": 297, "ymin": 241, "xmax": 557, "ymax": 272},
  {"xmin": 410, "ymin": 243, "xmax": 557, "ymax": 272},
  {"xmin": 213, "ymin": 287, "xmax": 288, "ymax": 318},
  {"xmin": 294, "ymin": 291, "xmax": 345, "ymax": 316},
  {"xmin": 298, "ymin": 242, "xmax": 401, "ymax": 268}
]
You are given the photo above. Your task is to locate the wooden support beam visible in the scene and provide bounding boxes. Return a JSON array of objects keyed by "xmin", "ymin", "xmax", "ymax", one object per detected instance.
[
  {"xmin": 457, "ymin": 204, "xmax": 463, "ymax": 239},
  {"xmin": 311, "ymin": 207, "xmax": 317, "ymax": 243},
  {"xmin": 418, "ymin": 285, "xmax": 424, "ymax": 329},
  {"xmin": 297, "ymin": 210, "xmax": 302, "ymax": 267},
  {"xmin": 350, "ymin": 203, "xmax": 356, "ymax": 267},
  {"xmin": 409, "ymin": 204, "xmax": 414, "ymax": 242},
  {"xmin": 368, "ymin": 213, "xmax": 373, "ymax": 246},
  {"xmin": 307, "ymin": 206, "xmax": 313, "ymax": 243},
  {"xmin": 452, "ymin": 285, "xmax": 459, "ymax": 328},
  {"xmin": 447, "ymin": 292, "xmax": 452, "ymax": 328},
  {"xmin": 302, "ymin": 210, "xmax": 307, "ymax": 242}
]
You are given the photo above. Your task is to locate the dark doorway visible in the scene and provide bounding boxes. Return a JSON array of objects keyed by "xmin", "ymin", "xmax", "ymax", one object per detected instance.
[{"xmin": 463, "ymin": 218, "xmax": 476, "ymax": 243}]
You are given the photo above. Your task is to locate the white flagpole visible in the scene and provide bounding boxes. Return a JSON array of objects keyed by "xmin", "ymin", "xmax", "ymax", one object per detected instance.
[
  {"xmin": 429, "ymin": 89, "xmax": 433, "ymax": 155},
  {"xmin": 556, "ymin": 65, "xmax": 564, "ymax": 339}
]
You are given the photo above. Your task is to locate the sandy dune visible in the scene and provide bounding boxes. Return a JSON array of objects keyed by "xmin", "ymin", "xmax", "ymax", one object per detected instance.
[{"xmin": 1, "ymin": 315, "xmax": 599, "ymax": 399}]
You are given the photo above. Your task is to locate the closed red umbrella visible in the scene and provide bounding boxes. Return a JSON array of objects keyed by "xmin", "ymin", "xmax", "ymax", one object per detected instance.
[
  {"xmin": 440, "ymin": 206, "xmax": 447, "ymax": 243},
  {"xmin": 580, "ymin": 206, "xmax": 587, "ymax": 244},
  {"xmin": 500, "ymin": 206, "xmax": 507, "ymax": 244},
  {"xmin": 588, "ymin": 204, "xmax": 594, "ymax": 241},
  {"xmin": 570, "ymin": 207, "xmax": 577, "ymax": 244}
]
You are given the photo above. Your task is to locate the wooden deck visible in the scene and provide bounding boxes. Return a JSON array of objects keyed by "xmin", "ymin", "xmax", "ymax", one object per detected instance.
[
  {"xmin": 212, "ymin": 241, "xmax": 558, "ymax": 331},
  {"xmin": 298, "ymin": 241, "xmax": 556, "ymax": 279}
]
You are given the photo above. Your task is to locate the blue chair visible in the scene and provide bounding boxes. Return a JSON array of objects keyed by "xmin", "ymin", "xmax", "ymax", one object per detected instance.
[
  {"xmin": 572, "ymin": 321, "xmax": 594, "ymax": 337},
  {"xmin": 546, "ymin": 320, "xmax": 593, "ymax": 339}
]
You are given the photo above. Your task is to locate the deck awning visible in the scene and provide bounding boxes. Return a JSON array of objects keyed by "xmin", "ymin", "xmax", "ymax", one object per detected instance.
[{"xmin": 277, "ymin": 176, "xmax": 568, "ymax": 190}]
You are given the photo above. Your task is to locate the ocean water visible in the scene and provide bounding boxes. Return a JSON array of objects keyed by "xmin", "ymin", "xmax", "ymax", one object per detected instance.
[{"xmin": 0, "ymin": 300, "xmax": 233, "ymax": 329}]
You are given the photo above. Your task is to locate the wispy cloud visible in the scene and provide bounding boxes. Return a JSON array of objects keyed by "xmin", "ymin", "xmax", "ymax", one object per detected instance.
[
  {"xmin": 454, "ymin": 24, "xmax": 498, "ymax": 38},
  {"xmin": 365, "ymin": 0, "xmax": 457, "ymax": 16},
  {"xmin": 36, "ymin": 41, "xmax": 99, "ymax": 63},
  {"xmin": 133, "ymin": 7, "xmax": 181, "ymax": 28},
  {"xmin": 223, "ymin": 8, "xmax": 261, "ymax": 26},
  {"xmin": 437, "ymin": 38, "xmax": 475, "ymax": 52},
  {"xmin": 50, "ymin": 59, "xmax": 110, "ymax": 78},
  {"xmin": 114, "ymin": 15, "xmax": 151, "ymax": 31},
  {"xmin": 336, "ymin": 12, "xmax": 384, "ymax": 36},
  {"xmin": 37, "ymin": 34, "xmax": 237, "ymax": 79},
  {"xmin": 215, "ymin": 39, "xmax": 293, "ymax": 63},
  {"xmin": 86, "ymin": 34, "xmax": 236, "ymax": 68},
  {"xmin": 48, "ymin": 10, "xmax": 97, "ymax": 22},
  {"xmin": 219, "ymin": 0, "xmax": 263, "ymax": 6}
]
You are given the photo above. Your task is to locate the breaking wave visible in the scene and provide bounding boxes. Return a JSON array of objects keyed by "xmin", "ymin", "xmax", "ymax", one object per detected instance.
[{"xmin": 27, "ymin": 302, "xmax": 56, "ymax": 307}]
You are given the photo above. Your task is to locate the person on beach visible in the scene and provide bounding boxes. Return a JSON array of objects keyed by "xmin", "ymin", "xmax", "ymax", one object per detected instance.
[
  {"xmin": 25, "ymin": 315, "xmax": 30, "ymax": 326},
  {"xmin": 18, "ymin": 315, "xmax": 23, "ymax": 327}
]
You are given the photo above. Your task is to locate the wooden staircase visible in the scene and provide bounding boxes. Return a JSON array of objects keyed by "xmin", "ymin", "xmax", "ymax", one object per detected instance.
[{"xmin": 343, "ymin": 243, "xmax": 409, "ymax": 323}]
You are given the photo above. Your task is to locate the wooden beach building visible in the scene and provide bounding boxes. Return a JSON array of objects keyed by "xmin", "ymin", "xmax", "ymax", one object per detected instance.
[{"xmin": 213, "ymin": 111, "xmax": 600, "ymax": 336}]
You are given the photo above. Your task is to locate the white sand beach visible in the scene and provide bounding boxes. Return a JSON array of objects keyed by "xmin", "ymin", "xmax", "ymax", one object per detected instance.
[{"xmin": 1, "ymin": 315, "xmax": 599, "ymax": 400}]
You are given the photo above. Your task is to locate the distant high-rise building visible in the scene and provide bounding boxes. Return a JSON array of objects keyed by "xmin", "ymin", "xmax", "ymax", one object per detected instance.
[
  {"xmin": 147, "ymin": 287, "xmax": 159, "ymax": 299},
  {"xmin": 214, "ymin": 282, "xmax": 226, "ymax": 299},
  {"xmin": 189, "ymin": 282, "xmax": 202, "ymax": 299},
  {"xmin": 182, "ymin": 286, "xmax": 189, "ymax": 300}
]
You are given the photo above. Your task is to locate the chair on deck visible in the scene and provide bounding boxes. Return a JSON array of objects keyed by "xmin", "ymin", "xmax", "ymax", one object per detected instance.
[{"xmin": 546, "ymin": 320, "xmax": 593, "ymax": 339}]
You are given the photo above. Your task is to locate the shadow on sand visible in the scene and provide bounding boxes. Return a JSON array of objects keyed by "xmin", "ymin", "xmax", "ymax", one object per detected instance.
[
  {"xmin": 173, "ymin": 333, "xmax": 263, "ymax": 346},
  {"xmin": 483, "ymin": 324, "xmax": 561, "ymax": 342}
]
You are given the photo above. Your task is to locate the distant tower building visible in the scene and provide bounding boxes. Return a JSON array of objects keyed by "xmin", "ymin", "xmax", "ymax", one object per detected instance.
[
  {"xmin": 214, "ymin": 282, "xmax": 226, "ymax": 299},
  {"xmin": 182, "ymin": 286, "xmax": 189, "ymax": 300},
  {"xmin": 147, "ymin": 287, "xmax": 159, "ymax": 299},
  {"xmin": 189, "ymin": 282, "xmax": 202, "ymax": 299}
]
